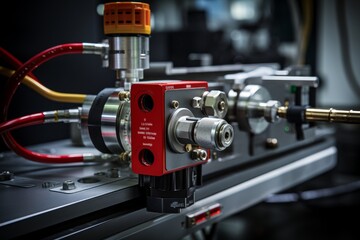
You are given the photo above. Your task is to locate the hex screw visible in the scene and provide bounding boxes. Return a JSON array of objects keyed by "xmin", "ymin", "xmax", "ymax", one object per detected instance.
[
  {"xmin": 191, "ymin": 149, "xmax": 208, "ymax": 161},
  {"xmin": 62, "ymin": 180, "xmax": 76, "ymax": 190},
  {"xmin": 0, "ymin": 171, "xmax": 13, "ymax": 181},
  {"xmin": 192, "ymin": 97, "xmax": 202, "ymax": 109}
]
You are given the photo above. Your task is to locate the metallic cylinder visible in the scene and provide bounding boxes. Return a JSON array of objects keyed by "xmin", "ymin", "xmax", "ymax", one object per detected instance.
[
  {"xmin": 86, "ymin": 89, "xmax": 131, "ymax": 154},
  {"xmin": 118, "ymin": 101, "xmax": 131, "ymax": 152},
  {"xmin": 193, "ymin": 118, "xmax": 234, "ymax": 151},
  {"xmin": 277, "ymin": 106, "xmax": 287, "ymax": 119},
  {"xmin": 305, "ymin": 108, "xmax": 360, "ymax": 123},
  {"xmin": 108, "ymin": 36, "xmax": 149, "ymax": 90},
  {"xmin": 227, "ymin": 89, "xmax": 238, "ymax": 123},
  {"xmin": 168, "ymin": 108, "xmax": 234, "ymax": 152},
  {"xmin": 100, "ymin": 90, "xmax": 123, "ymax": 153},
  {"xmin": 100, "ymin": 90, "xmax": 132, "ymax": 153},
  {"xmin": 109, "ymin": 36, "xmax": 149, "ymax": 70},
  {"xmin": 236, "ymin": 85, "xmax": 271, "ymax": 134},
  {"xmin": 69, "ymin": 95, "xmax": 95, "ymax": 147},
  {"xmin": 175, "ymin": 116, "xmax": 196, "ymax": 144},
  {"xmin": 43, "ymin": 109, "xmax": 80, "ymax": 123},
  {"xmin": 167, "ymin": 108, "xmax": 195, "ymax": 153}
]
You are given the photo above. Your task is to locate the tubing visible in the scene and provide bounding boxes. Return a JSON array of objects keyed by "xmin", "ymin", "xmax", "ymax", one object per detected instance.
[
  {"xmin": 0, "ymin": 43, "xmax": 108, "ymax": 163},
  {"xmin": 0, "ymin": 112, "xmax": 44, "ymax": 134},
  {"xmin": 0, "ymin": 47, "xmax": 38, "ymax": 81},
  {"xmin": 1, "ymin": 43, "xmax": 83, "ymax": 121},
  {"xmin": 5, "ymin": 133, "xmax": 84, "ymax": 163},
  {"xmin": 0, "ymin": 66, "xmax": 86, "ymax": 103},
  {"xmin": 0, "ymin": 43, "xmax": 84, "ymax": 163}
]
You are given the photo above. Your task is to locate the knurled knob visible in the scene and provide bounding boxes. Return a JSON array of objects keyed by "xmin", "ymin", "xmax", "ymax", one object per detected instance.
[{"xmin": 104, "ymin": 2, "xmax": 151, "ymax": 35}]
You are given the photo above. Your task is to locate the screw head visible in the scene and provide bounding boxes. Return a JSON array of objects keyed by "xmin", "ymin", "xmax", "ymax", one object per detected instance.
[
  {"xmin": 265, "ymin": 138, "xmax": 278, "ymax": 149},
  {"xmin": 171, "ymin": 100, "xmax": 180, "ymax": 109},
  {"xmin": 118, "ymin": 91, "xmax": 130, "ymax": 101},
  {"xmin": 62, "ymin": 180, "xmax": 76, "ymax": 190},
  {"xmin": 192, "ymin": 97, "xmax": 203, "ymax": 109},
  {"xmin": 0, "ymin": 171, "xmax": 13, "ymax": 181},
  {"xmin": 185, "ymin": 144, "xmax": 193, "ymax": 152},
  {"xmin": 191, "ymin": 149, "xmax": 208, "ymax": 161}
]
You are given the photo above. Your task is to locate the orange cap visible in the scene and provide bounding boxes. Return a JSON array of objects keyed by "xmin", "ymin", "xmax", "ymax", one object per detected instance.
[{"xmin": 104, "ymin": 2, "xmax": 151, "ymax": 35}]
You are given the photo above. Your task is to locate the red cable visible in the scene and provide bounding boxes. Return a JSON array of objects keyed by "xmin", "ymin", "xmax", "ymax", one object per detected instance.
[
  {"xmin": 0, "ymin": 112, "xmax": 44, "ymax": 134},
  {"xmin": 0, "ymin": 112, "xmax": 84, "ymax": 163},
  {"xmin": 0, "ymin": 113, "xmax": 82, "ymax": 163},
  {"xmin": 5, "ymin": 133, "xmax": 84, "ymax": 163},
  {"xmin": 0, "ymin": 43, "xmax": 84, "ymax": 163},
  {"xmin": 1, "ymin": 43, "xmax": 83, "ymax": 121},
  {"xmin": 0, "ymin": 47, "xmax": 39, "ymax": 81}
]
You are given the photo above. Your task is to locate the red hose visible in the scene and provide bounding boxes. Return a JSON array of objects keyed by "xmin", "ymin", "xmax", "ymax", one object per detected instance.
[
  {"xmin": 0, "ymin": 43, "xmax": 84, "ymax": 163},
  {"xmin": 1, "ymin": 43, "xmax": 83, "ymax": 121},
  {"xmin": 0, "ymin": 47, "xmax": 38, "ymax": 81},
  {"xmin": 0, "ymin": 112, "xmax": 84, "ymax": 163},
  {"xmin": 5, "ymin": 133, "xmax": 84, "ymax": 163},
  {"xmin": 0, "ymin": 112, "xmax": 44, "ymax": 134}
]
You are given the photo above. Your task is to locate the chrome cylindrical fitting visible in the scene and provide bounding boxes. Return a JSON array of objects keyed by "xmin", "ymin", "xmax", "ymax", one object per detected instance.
[{"xmin": 168, "ymin": 108, "xmax": 234, "ymax": 152}]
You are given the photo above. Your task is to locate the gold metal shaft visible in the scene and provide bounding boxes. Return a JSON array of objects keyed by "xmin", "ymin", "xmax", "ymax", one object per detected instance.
[
  {"xmin": 277, "ymin": 106, "xmax": 287, "ymax": 119},
  {"xmin": 277, "ymin": 106, "xmax": 360, "ymax": 124},
  {"xmin": 305, "ymin": 108, "xmax": 360, "ymax": 123}
]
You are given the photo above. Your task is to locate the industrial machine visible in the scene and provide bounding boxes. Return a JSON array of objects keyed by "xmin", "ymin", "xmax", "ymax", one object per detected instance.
[{"xmin": 0, "ymin": 2, "xmax": 359, "ymax": 239}]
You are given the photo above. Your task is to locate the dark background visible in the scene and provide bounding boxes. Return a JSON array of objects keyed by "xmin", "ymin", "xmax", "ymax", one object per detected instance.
[{"xmin": 0, "ymin": 0, "xmax": 303, "ymax": 149}]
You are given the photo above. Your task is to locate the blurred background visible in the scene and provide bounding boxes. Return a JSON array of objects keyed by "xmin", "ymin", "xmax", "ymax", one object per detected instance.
[{"xmin": 1, "ymin": 0, "xmax": 360, "ymax": 239}]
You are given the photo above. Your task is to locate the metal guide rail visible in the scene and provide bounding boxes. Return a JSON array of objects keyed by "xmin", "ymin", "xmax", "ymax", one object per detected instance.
[{"xmin": 0, "ymin": 136, "xmax": 335, "ymax": 239}]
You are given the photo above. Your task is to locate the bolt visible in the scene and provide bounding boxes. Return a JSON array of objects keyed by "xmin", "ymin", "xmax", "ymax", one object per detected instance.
[
  {"xmin": 107, "ymin": 168, "xmax": 121, "ymax": 178},
  {"xmin": 191, "ymin": 149, "xmax": 208, "ymax": 161},
  {"xmin": 218, "ymin": 100, "xmax": 226, "ymax": 111},
  {"xmin": 192, "ymin": 96, "xmax": 203, "ymax": 109},
  {"xmin": 171, "ymin": 100, "xmax": 180, "ymax": 109},
  {"xmin": 202, "ymin": 90, "xmax": 228, "ymax": 118},
  {"xmin": 120, "ymin": 151, "xmax": 131, "ymax": 162},
  {"xmin": 62, "ymin": 180, "xmax": 76, "ymax": 190},
  {"xmin": 265, "ymin": 138, "xmax": 278, "ymax": 149},
  {"xmin": 0, "ymin": 171, "xmax": 13, "ymax": 181},
  {"xmin": 185, "ymin": 144, "xmax": 192, "ymax": 152},
  {"xmin": 118, "ymin": 151, "xmax": 131, "ymax": 167},
  {"xmin": 118, "ymin": 91, "xmax": 130, "ymax": 101},
  {"xmin": 212, "ymin": 151, "xmax": 218, "ymax": 160}
]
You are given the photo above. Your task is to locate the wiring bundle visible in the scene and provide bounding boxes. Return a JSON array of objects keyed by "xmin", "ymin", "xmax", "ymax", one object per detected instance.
[{"xmin": 0, "ymin": 43, "xmax": 119, "ymax": 163}]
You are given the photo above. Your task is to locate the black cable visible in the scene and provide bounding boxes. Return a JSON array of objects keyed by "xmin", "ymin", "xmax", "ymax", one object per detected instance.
[
  {"xmin": 265, "ymin": 179, "xmax": 360, "ymax": 203},
  {"xmin": 336, "ymin": 0, "xmax": 360, "ymax": 97}
]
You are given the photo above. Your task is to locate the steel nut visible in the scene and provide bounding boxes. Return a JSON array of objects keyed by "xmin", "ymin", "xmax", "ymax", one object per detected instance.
[
  {"xmin": 192, "ymin": 96, "xmax": 203, "ymax": 109},
  {"xmin": 203, "ymin": 90, "xmax": 228, "ymax": 118},
  {"xmin": 264, "ymin": 100, "xmax": 281, "ymax": 123}
]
